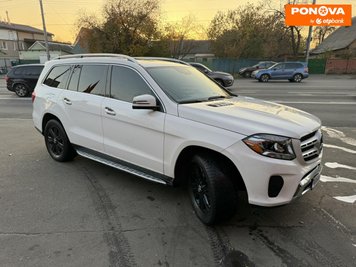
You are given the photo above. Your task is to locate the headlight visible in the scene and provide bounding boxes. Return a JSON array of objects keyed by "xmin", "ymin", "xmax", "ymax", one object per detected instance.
[{"xmin": 243, "ymin": 134, "xmax": 296, "ymax": 160}]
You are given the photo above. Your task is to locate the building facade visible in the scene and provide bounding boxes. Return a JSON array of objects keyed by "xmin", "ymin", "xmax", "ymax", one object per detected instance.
[{"xmin": 0, "ymin": 21, "xmax": 53, "ymax": 72}]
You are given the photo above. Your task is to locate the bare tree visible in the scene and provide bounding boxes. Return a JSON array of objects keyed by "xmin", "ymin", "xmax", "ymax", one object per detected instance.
[
  {"xmin": 76, "ymin": 0, "xmax": 160, "ymax": 55},
  {"xmin": 313, "ymin": 26, "xmax": 336, "ymax": 45},
  {"xmin": 161, "ymin": 16, "xmax": 202, "ymax": 59},
  {"xmin": 207, "ymin": 4, "xmax": 293, "ymax": 58}
]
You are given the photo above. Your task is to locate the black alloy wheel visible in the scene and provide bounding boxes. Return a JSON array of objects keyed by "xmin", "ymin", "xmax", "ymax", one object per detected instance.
[
  {"xmin": 44, "ymin": 119, "xmax": 76, "ymax": 162},
  {"xmin": 188, "ymin": 154, "xmax": 237, "ymax": 225}
]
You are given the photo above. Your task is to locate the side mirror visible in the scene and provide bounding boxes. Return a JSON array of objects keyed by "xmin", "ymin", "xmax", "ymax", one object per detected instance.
[
  {"xmin": 256, "ymin": 66, "xmax": 260, "ymax": 69},
  {"xmin": 132, "ymin": 94, "xmax": 159, "ymax": 111}
]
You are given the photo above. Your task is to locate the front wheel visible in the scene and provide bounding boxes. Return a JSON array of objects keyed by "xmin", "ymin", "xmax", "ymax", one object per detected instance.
[
  {"xmin": 259, "ymin": 74, "xmax": 270, "ymax": 82},
  {"xmin": 293, "ymin": 73, "xmax": 303, "ymax": 82},
  {"xmin": 244, "ymin": 72, "xmax": 251, "ymax": 78},
  {"xmin": 188, "ymin": 154, "xmax": 237, "ymax": 225},
  {"xmin": 44, "ymin": 119, "xmax": 76, "ymax": 162},
  {"xmin": 14, "ymin": 84, "xmax": 29, "ymax": 97}
]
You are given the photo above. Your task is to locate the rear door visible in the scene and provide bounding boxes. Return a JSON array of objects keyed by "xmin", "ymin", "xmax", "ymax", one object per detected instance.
[
  {"xmin": 102, "ymin": 65, "xmax": 165, "ymax": 173},
  {"xmin": 60, "ymin": 64, "xmax": 108, "ymax": 152},
  {"xmin": 284, "ymin": 63, "xmax": 298, "ymax": 78}
]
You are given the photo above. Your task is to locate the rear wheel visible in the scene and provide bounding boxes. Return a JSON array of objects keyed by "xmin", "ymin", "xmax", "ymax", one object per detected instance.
[
  {"xmin": 260, "ymin": 74, "xmax": 269, "ymax": 82},
  {"xmin": 293, "ymin": 73, "xmax": 303, "ymax": 82},
  {"xmin": 14, "ymin": 84, "xmax": 29, "ymax": 97},
  {"xmin": 188, "ymin": 154, "xmax": 237, "ymax": 225},
  {"xmin": 44, "ymin": 119, "xmax": 76, "ymax": 162},
  {"xmin": 244, "ymin": 71, "xmax": 251, "ymax": 78}
]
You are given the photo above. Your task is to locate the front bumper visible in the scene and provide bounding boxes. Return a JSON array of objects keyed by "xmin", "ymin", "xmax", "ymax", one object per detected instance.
[{"xmin": 224, "ymin": 140, "xmax": 322, "ymax": 206}]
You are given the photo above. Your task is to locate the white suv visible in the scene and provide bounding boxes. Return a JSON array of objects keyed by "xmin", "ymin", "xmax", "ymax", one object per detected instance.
[{"xmin": 32, "ymin": 54, "xmax": 323, "ymax": 225}]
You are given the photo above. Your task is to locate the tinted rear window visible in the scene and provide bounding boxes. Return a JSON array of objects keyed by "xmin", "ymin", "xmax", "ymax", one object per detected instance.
[
  {"xmin": 13, "ymin": 66, "xmax": 43, "ymax": 76},
  {"xmin": 44, "ymin": 65, "xmax": 71, "ymax": 89}
]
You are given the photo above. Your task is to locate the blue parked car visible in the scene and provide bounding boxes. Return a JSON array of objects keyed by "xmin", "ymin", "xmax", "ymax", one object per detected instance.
[{"xmin": 253, "ymin": 62, "xmax": 309, "ymax": 82}]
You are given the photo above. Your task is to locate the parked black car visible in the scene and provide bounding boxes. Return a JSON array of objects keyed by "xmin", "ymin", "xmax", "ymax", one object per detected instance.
[
  {"xmin": 238, "ymin": 61, "xmax": 276, "ymax": 78},
  {"xmin": 189, "ymin": 62, "xmax": 234, "ymax": 87},
  {"xmin": 5, "ymin": 64, "xmax": 44, "ymax": 97}
]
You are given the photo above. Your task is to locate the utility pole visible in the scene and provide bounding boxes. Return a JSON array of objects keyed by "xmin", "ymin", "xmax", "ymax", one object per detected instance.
[
  {"xmin": 305, "ymin": 0, "xmax": 316, "ymax": 63},
  {"xmin": 39, "ymin": 0, "xmax": 50, "ymax": 61}
]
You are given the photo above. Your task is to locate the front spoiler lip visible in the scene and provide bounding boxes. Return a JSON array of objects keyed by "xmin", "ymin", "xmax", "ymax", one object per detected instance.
[{"xmin": 293, "ymin": 164, "xmax": 322, "ymax": 199}]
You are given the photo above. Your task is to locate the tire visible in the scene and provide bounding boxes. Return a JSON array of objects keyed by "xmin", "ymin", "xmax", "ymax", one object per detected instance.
[
  {"xmin": 293, "ymin": 73, "xmax": 303, "ymax": 83},
  {"xmin": 260, "ymin": 74, "xmax": 269, "ymax": 82},
  {"xmin": 44, "ymin": 119, "xmax": 76, "ymax": 162},
  {"xmin": 14, "ymin": 84, "xmax": 29, "ymax": 97},
  {"xmin": 244, "ymin": 72, "xmax": 251, "ymax": 78},
  {"xmin": 188, "ymin": 154, "xmax": 237, "ymax": 225}
]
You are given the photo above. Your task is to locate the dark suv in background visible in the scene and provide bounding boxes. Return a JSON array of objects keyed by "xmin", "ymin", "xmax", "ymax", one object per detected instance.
[
  {"xmin": 5, "ymin": 64, "xmax": 44, "ymax": 97},
  {"xmin": 189, "ymin": 62, "xmax": 234, "ymax": 87},
  {"xmin": 238, "ymin": 61, "xmax": 276, "ymax": 78}
]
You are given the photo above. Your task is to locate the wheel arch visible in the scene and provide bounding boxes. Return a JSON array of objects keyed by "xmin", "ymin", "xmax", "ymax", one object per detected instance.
[
  {"xmin": 173, "ymin": 145, "xmax": 246, "ymax": 192},
  {"xmin": 42, "ymin": 113, "xmax": 63, "ymax": 134}
]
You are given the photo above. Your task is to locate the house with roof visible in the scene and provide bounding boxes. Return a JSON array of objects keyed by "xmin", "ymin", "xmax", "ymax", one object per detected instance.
[
  {"xmin": 311, "ymin": 17, "xmax": 356, "ymax": 58},
  {"xmin": 19, "ymin": 41, "xmax": 86, "ymax": 63},
  {"xmin": 0, "ymin": 21, "xmax": 53, "ymax": 70}
]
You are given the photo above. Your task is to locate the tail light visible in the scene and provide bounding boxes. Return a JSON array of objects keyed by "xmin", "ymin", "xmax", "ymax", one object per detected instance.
[
  {"xmin": 32, "ymin": 91, "xmax": 36, "ymax": 103},
  {"xmin": 4, "ymin": 75, "xmax": 9, "ymax": 82},
  {"xmin": 304, "ymin": 67, "xmax": 309, "ymax": 73}
]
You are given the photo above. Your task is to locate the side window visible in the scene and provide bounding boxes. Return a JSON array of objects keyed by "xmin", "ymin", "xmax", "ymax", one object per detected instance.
[
  {"xmin": 43, "ymin": 65, "xmax": 71, "ymax": 89},
  {"xmin": 14, "ymin": 67, "xmax": 24, "ymax": 75},
  {"xmin": 28, "ymin": 66, "xmax": 43, "ymax": 76},
  {"xmin": 274, "ymin": 64, "xmax": 284, "ymax": 70},
  {"xmin": 67, "ymin": 65, "xmax": 81, "ymax": 91},
  {"xmin": 110, "ymin": 66, "xmax": 153, "ymax": 103},
  {"xmin": 77, "ymin": 65, "xmax": 107, "ymax": 96}
]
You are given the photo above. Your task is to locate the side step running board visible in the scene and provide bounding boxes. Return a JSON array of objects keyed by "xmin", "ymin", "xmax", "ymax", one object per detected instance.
[{"xmin": 76, "ymin": 148, "xmax": 168, "ymax": 185}]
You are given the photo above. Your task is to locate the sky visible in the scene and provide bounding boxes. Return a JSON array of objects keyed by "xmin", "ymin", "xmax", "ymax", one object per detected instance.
[{"xmin": 0, "ymin": 0, "xmax": 355, "ymax": 43}]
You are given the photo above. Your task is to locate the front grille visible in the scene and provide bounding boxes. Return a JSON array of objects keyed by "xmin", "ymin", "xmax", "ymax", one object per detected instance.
[{"xmin": 300, "ymin": 130, "xmax": 323, "ymax": 162}]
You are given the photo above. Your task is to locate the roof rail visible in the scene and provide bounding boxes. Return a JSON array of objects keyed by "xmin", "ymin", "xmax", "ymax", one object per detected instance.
[
  {"xmin": 54, "ymin": 53, "xmax": 138, "ymax": 64},
  {"xmin": 135, "ymin": 57, "xmax": 190, "ymax": 66}
]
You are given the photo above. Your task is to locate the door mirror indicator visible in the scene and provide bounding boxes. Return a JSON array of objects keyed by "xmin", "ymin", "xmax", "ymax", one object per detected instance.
[{"xmin": 132, "ymin": 94, "xmax": 159, "ymax": 111}]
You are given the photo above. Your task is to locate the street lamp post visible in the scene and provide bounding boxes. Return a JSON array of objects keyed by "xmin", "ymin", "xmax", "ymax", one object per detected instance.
[
  {"xmin": 39, "ymin": 0, "xmax": 50, "ymax": 61},
  {"xmin": 305, "ymin": 0, "xmax": 317, "ymax": 63}
]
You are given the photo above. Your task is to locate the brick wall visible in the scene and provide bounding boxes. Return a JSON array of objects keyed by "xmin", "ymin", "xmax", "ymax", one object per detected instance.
[{"xmin": 325, "ymin": 59, "xmax": 356, "ymax": 74}]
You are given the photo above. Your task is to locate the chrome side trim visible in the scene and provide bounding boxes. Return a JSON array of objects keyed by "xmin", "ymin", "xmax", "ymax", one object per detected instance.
[{"xmin": 76, "ymin": 148, "xmax": 168, "ymax": 185}]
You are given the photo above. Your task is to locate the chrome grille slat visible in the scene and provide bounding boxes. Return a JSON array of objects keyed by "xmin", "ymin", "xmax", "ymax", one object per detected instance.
[{"xmin": 300, "ymin": 130, "xmax": 322, "ymax": 162}]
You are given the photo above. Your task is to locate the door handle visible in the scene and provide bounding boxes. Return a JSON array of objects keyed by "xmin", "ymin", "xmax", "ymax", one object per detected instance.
[
  {"xmin": 63, "ymin": 98, "xmax": 72, "ymax": 105},
  {"xmin": 105, "ymin": 107, "xmax": 116, "ymax": 116}
]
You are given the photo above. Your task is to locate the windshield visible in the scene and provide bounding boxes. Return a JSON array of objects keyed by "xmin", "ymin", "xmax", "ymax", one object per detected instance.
[
  {"xmin": 147, "ymin": 65, "xmax": 231, "ymax": 104},
  {"xmin": 268, "ymin": 63, "xmax": 279, "ymax": 69}
]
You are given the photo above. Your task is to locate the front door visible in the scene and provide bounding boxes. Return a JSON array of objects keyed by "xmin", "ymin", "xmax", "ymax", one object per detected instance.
[{"xmin": 102, "ymin": 65, "xmax": 165, "ymax": 174}]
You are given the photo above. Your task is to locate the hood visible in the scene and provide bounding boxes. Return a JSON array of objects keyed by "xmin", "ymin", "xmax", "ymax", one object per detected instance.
[{"xmin": 178, "ymin": 96, "xmax": 321, "ymax": 139}]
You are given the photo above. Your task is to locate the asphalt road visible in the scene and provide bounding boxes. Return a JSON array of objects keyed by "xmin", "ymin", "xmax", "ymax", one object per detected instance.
[{"xmin": 0, "ymin": 76, "xmax": 355, "ymax": 267}]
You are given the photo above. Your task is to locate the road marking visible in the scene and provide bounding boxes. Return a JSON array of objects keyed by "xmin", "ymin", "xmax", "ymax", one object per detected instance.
[
  {"xmin": 0, "ymin": 97, "xmax": 30, "ymax": 100},
  {"xmin": 325, "ymin": 162, "xmax": 356, "ymax": 170},
  {"xmin": 320, "ymin": 175, "xmax": 356, "ymax": 184},
  {"xmin": 274, "ymin": 101, "xmax": 355, "ymax": 105},
  {"xmin": 323, "ymin": 144, "xmax": 356, "ymax": 154},
  {"xmin": 322, "ymin": 127, "xmax": 356, "ymax": 147},
  {"xmin": 0, "ymin": 118, "xmax": 32, "ymax": 120},
  {"xmin": 333, "ymin": 195, "xmax": 356, "ymax": 204}
]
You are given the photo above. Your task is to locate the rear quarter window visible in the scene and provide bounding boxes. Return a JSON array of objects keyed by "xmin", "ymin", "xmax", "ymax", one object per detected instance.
[{"xmin": 43, "ymin": 65, "xmax": 71, "ymax": 89}]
